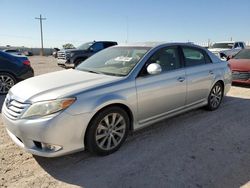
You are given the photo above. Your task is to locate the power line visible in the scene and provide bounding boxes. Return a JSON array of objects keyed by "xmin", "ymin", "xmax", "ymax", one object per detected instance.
[{"xmin": 35, "ymin": 14, "xmax": 46, "ymax": 56}]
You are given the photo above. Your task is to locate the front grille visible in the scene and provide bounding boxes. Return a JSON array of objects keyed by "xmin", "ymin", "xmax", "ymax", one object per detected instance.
[
  {"xmin": 57, "ymin": 51, "xmax": 66, "ymax": 59},
  {"xmin": 232, "ymin": 71, "xmax": 250, "ymax": 81},
  {"xmin": 57, "ymin": 51, "xmax": 70, "ymax": 60},
  {"xmin": 4, "ymin": 98, "xmax": 30, "ymax": 119}
]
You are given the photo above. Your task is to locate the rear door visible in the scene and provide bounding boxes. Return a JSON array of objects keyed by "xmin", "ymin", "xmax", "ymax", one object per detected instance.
[
  {"xmin": 136, "ymin": 46, "xmax": 187, "ymax": 124},
  {"xmin": 181, "ymin": 46, "xmax": 215, "ymax": 105}
]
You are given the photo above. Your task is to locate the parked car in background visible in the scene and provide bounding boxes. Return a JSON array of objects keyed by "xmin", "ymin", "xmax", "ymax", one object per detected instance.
[
  {"xmin": 57, "ymin": 41, "xmax": 118, "ymax": 68},
  {"xmin": 2, "ymin": 43, "xmax": 231, "ymax": 157},
  {"xmin": 0, "ymin": 51, "xmax": 34, "ymax": 94},
  {"xmin": 209, "ymin": 41, "xmax": 246, "ymax": 59},
  {"xmin": 228, "ymin": 49, "xmax": 250, "ymax": 85},
  {"xmin": 22, "ymin": 50, "xmax": 33, "ymax": 56},
  {"xmin": 2, "ymin": 49, "xmax": 22, "ymax": 56},
  {"xmin": 52, "ymin": 48, "xmax": 60, "ymax": 58}
]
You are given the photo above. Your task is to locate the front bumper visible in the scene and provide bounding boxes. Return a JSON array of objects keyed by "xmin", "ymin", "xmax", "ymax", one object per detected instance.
[
  {"xmin": 57, "ymin": 59, "xmax": 74, "ymax": 68},
  {"xmin": 232, "ymin": 71, "xmax": 250, "ymax": 85},
  {"xmin": 2, "ymin": 108, "xmax": 92, "ymax": 157},
  {"xmin": 57, "ymin": 59, "xmax": 68, "ymax": 66},
  {"xmin": 232, "ymin": 79, "xmax": 250, "ymax": 85}
]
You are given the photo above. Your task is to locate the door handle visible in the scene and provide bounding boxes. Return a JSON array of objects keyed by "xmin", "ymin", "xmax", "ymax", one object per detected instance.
[
  {"xmin": 209, "ymin": 70, "xmax": 214, "ymax": 75},
  {"xmin": 177, "ymin": 77, "xmax": 185, "ymax": 82}
]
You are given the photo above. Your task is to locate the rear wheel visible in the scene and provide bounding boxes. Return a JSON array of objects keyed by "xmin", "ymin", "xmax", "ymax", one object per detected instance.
[
  {"xmin": 0, "ymin": 73, "xmax": 16, "ymax": 95},
  {"xmin": 206, "ymin": 82, "xmax": 223, "ymax": 111},
  {"xmin": 86, "ymin": 107, "xmax": 129, "ymax": 156}
]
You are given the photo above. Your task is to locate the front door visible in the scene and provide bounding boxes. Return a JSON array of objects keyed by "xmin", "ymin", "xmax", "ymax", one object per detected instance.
[{"xmin": 136, "ymin": 46, "xmax": 187, "ymax": 124}]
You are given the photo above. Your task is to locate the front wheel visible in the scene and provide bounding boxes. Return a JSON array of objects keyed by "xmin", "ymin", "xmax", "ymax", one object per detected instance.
[
  {"xmin": 206, "ymin": 82, "xmax": 223, "ymax": 111},
  {"xmin": 86, "ymin": 107, "xmax": 129, "ymax": 156}
]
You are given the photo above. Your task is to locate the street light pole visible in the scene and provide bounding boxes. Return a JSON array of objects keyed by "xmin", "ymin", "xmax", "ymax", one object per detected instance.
[{"xmin": 35, "ymin": 14, "xmax": 46, "ymax": 56}]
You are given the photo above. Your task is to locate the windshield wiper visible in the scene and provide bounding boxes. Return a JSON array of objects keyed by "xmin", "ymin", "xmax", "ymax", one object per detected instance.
[
  {"xmin": 101, "ymin": 72, "xmax": 124, "ymax": 77},
  {"xmin": 80, "ymin": 69, "xmax": 101, "ymax": 74}
]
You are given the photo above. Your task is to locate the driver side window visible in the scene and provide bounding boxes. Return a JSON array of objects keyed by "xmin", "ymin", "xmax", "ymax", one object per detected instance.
[{"xmin": 141, "ymin": 47, "xmax": 181, "ymax": 76}]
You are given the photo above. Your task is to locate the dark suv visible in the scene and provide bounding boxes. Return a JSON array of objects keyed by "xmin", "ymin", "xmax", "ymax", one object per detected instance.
[{"xmin": 57, "ymin": 41, "xmax": 117, "ymax": 68}]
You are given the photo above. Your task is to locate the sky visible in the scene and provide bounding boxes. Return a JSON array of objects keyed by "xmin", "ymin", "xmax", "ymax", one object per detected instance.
[{"xmin": 0, "ymin": 0, "xmax": 250, "ymax": 48}]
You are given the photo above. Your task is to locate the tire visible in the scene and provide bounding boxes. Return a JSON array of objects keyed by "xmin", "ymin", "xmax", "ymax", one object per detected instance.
[
  {"xmin": 86, "ymin": 106, "xmax": 130, "ymax": 156},
  {"xmin": 0, "ymin": 73, "xmax": 16, "ymax": 95},
  {"xmin": 206, "ymin": 82, "xmax": 223, "ymax": 111}
]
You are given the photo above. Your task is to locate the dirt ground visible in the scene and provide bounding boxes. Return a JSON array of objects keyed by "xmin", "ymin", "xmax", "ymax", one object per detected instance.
[{"xmin": 0, "ymin": 56, "xmax": 250, "ymax": 188}]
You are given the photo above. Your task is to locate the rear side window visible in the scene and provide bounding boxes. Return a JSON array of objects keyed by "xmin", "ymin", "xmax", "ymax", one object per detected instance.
[
  {"xmin": 182, "ymin": 47, "xmax": 206, "ymax": 67},
  {"xmin": 239, "ymin": 43, "xmax": 244, "ymax": 48}
]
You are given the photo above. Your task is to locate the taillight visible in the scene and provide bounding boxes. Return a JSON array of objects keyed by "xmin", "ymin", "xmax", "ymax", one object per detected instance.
[{"xmin": 23, "ymin": 60, "xmax": 30, "ymax": 66}]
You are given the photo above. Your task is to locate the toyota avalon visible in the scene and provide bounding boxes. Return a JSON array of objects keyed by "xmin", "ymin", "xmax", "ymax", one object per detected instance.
[{"xmin": 2, "ymin": 43, "xmax": 232, "ymax": 157}]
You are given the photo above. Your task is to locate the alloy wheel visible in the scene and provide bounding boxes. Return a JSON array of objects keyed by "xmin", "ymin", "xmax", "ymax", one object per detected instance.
[
  {"xmin": 209, "ymin": 84, "xmax": 222, "ymax": 109},
  {"xmin": 0, "ymin": 74, "xmax": 15, "ymax": 94},
  {"xmin": 95, "ymin": 113, "xmax": 126, "ymax": 151}
]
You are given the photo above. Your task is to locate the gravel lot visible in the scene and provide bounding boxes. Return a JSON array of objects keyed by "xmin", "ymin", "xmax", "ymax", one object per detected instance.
[{"xmin": 0, "ymin": 56, "xmax": 250, "ymax": 188}]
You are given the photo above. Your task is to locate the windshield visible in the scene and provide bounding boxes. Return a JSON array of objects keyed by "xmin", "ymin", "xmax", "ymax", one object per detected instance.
[
  {"xmin": 76, "ymin": 46, "xmax": 150, "ymax": 76},
  {"xmin": 212, "ymin": 43, "xmax": 234, "ymax": 49},
  {"xmin": 234, "ymin": 49, "xmax": 250, "ymax": 59},
  {"xmin": 77, "ymin": 42, "xmax": 93, "ymax": 50}
]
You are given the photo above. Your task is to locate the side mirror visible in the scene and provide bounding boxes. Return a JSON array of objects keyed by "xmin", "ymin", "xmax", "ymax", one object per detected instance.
[
  {"xmin": 89, "ymin": 47, "xmax": 94, "ymax": 52},
  {"xmin": 147, "ymin": 63, "xmax": 162, "ymax": 75},
  {"xmin": 235, "ymin": 47, "xmax": 242, "ymax": 50}
]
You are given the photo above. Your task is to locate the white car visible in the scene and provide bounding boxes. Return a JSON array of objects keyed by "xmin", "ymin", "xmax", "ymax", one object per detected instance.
[{"xmin": 209, "ymin": 41, "xmax": 246, "ymax": 59}]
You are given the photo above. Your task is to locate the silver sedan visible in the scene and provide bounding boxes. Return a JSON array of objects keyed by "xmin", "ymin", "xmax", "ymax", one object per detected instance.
[{"xmin": 2, "ymin": 43, "xmax": 232, "ymax": 157}]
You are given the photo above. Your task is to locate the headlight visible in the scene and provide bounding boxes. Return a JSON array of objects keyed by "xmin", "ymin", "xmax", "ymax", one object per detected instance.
[{"xmin": 21, "ymin": 98, "xmax": 76, "ymax": 119}]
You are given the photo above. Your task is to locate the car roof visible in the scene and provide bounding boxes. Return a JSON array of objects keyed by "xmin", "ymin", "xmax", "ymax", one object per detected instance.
[
  {"xmin": 214, "ymin": 41, "xmax": 245, "ymax": 44},
  {"xmin": 92, "ymin": 41, "xmax": 117, "ymax": 43},
  {"xmin": 3, "ymin": 49, "xmax": 19, "ymax": 51},
  {"xmin": 117, "ymin": 42, "xmax": 205, "ymax": 49}
]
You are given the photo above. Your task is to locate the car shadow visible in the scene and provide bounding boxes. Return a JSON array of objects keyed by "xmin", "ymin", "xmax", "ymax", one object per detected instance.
[
  {"xmin": 0, "ymin": 95, "xmax": 6, "ymax": 112},
  {"xmin": 34, "ymin": 96, "xmax": 250, "ymax": 188}
]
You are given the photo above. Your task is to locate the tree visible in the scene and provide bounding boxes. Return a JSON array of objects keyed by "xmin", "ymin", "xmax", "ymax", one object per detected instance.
[{"xmin": 62, "ymin": 43, "xmax": 75, "ymax": 49}]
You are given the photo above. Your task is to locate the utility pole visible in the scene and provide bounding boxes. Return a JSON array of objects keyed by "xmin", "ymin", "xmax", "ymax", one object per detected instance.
[
  {"xmin": 35, "ymin": 14, "xmax": 46, "ymax": 56},
  {"xmin": 125, "ymin": 16, "xmax": 129, "ymax": 43}
]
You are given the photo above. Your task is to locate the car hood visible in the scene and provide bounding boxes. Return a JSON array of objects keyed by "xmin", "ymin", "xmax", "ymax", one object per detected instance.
[
  {"xmin": 229, "ymin": 59, "xmax": 250, "ymax": 71},
  {"xmin": 208, "ymin": 48, "xmax": 231, "ymax": 53},
  {"xmin": 60, "ymin": 49, "xmax": 86, "ymax": 53},
  {"xmin": 9, "ymin": 69, "xmax": 122, "ymax": 102}
]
